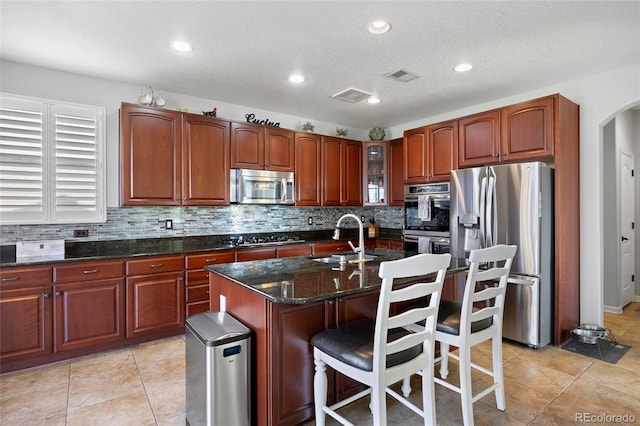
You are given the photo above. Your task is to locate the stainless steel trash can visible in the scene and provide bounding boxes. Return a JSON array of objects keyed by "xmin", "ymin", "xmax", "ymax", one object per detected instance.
[{"xmin": 186, "ymin": 311, "xmax": 251, "ymax": 426}]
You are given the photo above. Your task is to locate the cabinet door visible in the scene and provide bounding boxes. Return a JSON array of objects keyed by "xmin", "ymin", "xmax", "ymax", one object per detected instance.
[
  {"xmin": 0, "ymin": 285, "xmax": 52, "ymax": 363},
  {"xmin": 265, "ymin": 127, "xmax": 294, "ymax": 171},
  {"xmin": 403, "ymin": 127, "xmax": 427, "ymax": 183},
  {"xmin": 388, "ymin": 138, "xmax": 405, "ymax": 206},
  {"xmin": 294, "ymin": 132, "xmax": 322, "ymax": 206},
  {"xmin": 53, "ymin": 278, "xmax": 125, "ymax": 352},
  {"xmin": 428, "ymin": 120, "xmax": 458, "ymax": 182},
  {"xmin": 235, "ymin": 247, "xmax": 277, "ymax": 262},
  {"xmin": 181, "ymin": 114, "xmax": 230, "ymax": 205},
  {"xmin": 313, "ymin": 241, "xmax": 351, "ymax": 255},
  {"xmin": 501, "ymin": 96, "xmax": 554, "ymax": 162},
  {"xmin": 321, "ymin": 137, "xmax": 343, "ymax": 206},
  {"xmin": 126, "ymin": 271, "xmax": 184, "ymax": 337},
  {"xmin": 277, "ymin": 244, "xmax": 313, "ymax": 258},
  {"xmin": 120, "ymin": 103, "xmax": 181, "ymax": 206},
  {"xmin": 342, "ymin": 140, "xmax": 363, "ymax": 206},
  {"xmin": 231, "ymin": 122, "xmax": 264, "ymax": 169},
  {"xmin": 458, "ymin": 110, "xmax": 501, "ymax": 168},
  {"xmin": 364, "ymin": 143, "xmax": 387, "ymax": 206}
]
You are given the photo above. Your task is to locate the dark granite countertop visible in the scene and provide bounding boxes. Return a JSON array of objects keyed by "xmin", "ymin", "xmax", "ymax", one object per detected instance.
[
  {"xmin": 0, "ymin": 229, "xmax": 403, "ymax": 267},
  {"xmin": 207, "ymin": 249, "xmax": 469, "ymax": 304}
]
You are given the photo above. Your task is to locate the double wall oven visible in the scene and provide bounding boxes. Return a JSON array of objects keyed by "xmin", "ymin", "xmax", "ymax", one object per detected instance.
[{"xmin": 403, "ymin": 182, "xmax": 450, "ymax": 254}]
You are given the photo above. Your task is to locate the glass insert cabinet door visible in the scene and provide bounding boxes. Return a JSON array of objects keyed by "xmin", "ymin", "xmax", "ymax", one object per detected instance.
[{"xmin": 364, "ymin": 142, "xmax": 387, "ymax": 205}]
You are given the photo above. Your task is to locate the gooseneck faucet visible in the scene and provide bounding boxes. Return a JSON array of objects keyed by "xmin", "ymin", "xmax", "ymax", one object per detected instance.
[{"xmin": 333, "ymin": 214, "xmax": 365, "ymax": 263}]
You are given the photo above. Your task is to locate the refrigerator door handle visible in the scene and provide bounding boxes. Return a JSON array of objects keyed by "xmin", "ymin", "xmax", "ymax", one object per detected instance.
[
  {"xmin": 486, "ymin": 174, "xmax": 496, "ymax": 247},
  {"xmin": 479, "ymin": 176, "xmax": 487, "ymax": 248},
  {"xmin": 507, "ymin": 277, "xmax": 535, "ymax": 286}
]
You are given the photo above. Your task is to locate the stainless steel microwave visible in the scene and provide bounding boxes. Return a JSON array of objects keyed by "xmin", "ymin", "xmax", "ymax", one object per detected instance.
[{"xmin": 230, "ymin": 169, "xmax": 295, "ymax": 205}]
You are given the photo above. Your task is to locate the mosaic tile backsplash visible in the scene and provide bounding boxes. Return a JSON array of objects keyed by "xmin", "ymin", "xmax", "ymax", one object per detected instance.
[{"xmin": 0, "ymin": 206, "xmax": 403, "ymax": 245}]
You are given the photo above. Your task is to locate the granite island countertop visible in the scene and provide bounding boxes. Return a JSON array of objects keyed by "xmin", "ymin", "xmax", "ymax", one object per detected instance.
[{"xmin": 206, "ymin": 249, "xmax": 469, "ymax": 304}]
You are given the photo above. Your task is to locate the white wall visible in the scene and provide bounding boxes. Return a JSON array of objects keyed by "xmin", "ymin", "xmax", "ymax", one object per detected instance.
[
  {"xmin": 389, "ymin": 62, "xmax": 640, "ymax": 326},
  {"xmin": 0, "ymin": 60, "xmax": 370, "ymax": 207},
  {"xmin": 602, "ymin": 119, "xmax": 618, "ymax": 310}
]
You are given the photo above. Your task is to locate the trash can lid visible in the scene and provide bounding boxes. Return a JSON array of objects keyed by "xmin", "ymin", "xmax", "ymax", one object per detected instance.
[{"xmin": 186, "ymin": 311, "xmax": 251, "ymax": 347}]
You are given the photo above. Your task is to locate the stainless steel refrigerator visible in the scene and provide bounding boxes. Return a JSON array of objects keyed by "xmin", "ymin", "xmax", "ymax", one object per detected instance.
[{"xmin": 450, "ymin": 161, "xmax": 553, "ymax": 348}]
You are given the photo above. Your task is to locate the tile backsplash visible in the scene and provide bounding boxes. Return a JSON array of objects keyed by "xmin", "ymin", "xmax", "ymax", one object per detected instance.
[{"xmin": 0, "ymin": 206, "xmax": 403, "ymax": 244}]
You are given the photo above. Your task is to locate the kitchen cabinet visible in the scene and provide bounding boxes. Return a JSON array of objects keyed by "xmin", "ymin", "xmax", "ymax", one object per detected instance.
[
  {"xmin": 374, "ymin": 238, "xmax": 404, "ymax": 251},
  {"xmin": 277, "ymin": 244, "xmax": 313, "ymax": 258},
  {"xmin": 312, "ymin": 241, "xmax": 352, "ymax": 255},
  {"xmin": 294, "ymin": 132, "xmax": 322, "ymax": 206},
  {"xmin": 501, "ymin": 96, "xmax": 554, "ymax": 162},
  {"xmin": 458, "ymin": 109, "xmax": 501, "ymax": 168},
  {"xmin": 403, "ymin": 120, "xmax": 457, "ymax": 184},
  {"xmin": 125, "ymin": 255, "xmax": 185, "ymax": 338},
  {"xmin": 0, "ymin": 266, "xmax": 53, "ymax": 364},
  {"xmin": 321, "ymin": 136, "xmax": 363, "ymax": 206},
  {"xmin": 236, "ymin": 247, "xmax": 278, "ymax": 262},
  {"xmin": 52, "ymin": 260, "xmax": 125, "ymax": 352},
  {"xmin": 231, "ymin": 122, "xmax": 295, "ymax": 171},
  {"xmin": 185, "ymin": 250, "xmax": 235, "ymax": 318},
  {"xmin": 363, "ymin": 142, "xmax": 387, "ymax": 205},
  {"xmin": 120, "ymin": 103, "xmax": 230, "ymax": 206},
  {"xmin": 388, "ymin": 138, "xmax": 405, "ymax": 206}
]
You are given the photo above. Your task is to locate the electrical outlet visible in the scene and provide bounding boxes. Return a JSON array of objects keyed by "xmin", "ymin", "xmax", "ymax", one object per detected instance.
[
  {"xmin": 73, "ymin": 229, "xmax": 89, "ymax": 237},
  {"xmin": 165, "ymin": 219, "xmax": 173, "ymax": 229},
  {"xmin": 361, "ymin": 215, "xmax": 366, "ymax": 223},
  {"xmin": 308, "ymin": 216, "xmax": 313, "ymax": 225}
]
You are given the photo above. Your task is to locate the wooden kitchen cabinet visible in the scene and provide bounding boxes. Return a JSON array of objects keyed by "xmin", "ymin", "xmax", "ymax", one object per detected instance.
[
  {"xmin": 236, "ymin": 247, "xmax": 278, "ymax": 262},
  {"xmin": 0, "ymin": 266, "xmax": 53, "ymax": 364},
  {"xmin": 501, "ymin": 95, "xmax": 554, "ymax": 162},
  {"xmin": 120, "ymin": 103, "xmax": 230, "ymax": 206},
  {"xmin": 388, "ymin": 138, "xmax": 405, "ymax": 206},
  {"xmin": 321, "ymin": 136, "xmax": 363, "ymax": 206},
  {"xmin": 403, "ymin": 120, "xmax": 457, "ymax": 184},
  {"xmin": 52, "ymin": 260, "xmax": 125, "ymax": 352},
  {"xmin": 294, "ymin": 132, "xmax": 322, "ymax": 206},
  {"xmin": 185, "ymin": 250, "xmax": 235, "ymax": 318},
  {"xmin": 458, "ymin": 109, "xmax": 501, "ymax": 168},
  {"xmin": 231, "ymin": 122, "xmax": 294, "ymax": 171},
  {"xmin": 312, "ymin": 241, "xmax": 351, "ymax": 255},
  {"xmin": 363, "ymin": 142, "xmax": 387, "ymax": 205},
  {"xmin": 277, "ymin": 244, "xmax": 313, "ymax": 258},
  {"xmin": 126, "ymin": 255, "xmax": 185, "ymax": 338}
]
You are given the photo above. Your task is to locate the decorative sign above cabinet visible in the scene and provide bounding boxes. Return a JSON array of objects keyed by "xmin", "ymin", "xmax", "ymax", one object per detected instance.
[{"xmin": 245, "ymin": 113, "xmax": 280, "ymax": 127}]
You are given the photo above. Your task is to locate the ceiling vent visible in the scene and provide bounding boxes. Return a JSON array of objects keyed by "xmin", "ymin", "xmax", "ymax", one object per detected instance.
[
  {"xmin": 385, "ymin": 69, "xmax": 418, "ymax": 82},
  {"xmin": 331, "ymin": 87, "xmax": 374, "ymax": 103}
]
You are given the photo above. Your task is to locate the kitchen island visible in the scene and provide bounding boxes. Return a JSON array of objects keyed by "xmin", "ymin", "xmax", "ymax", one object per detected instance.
[{"xmin": 207, "ymin": 250, "xmax": 468, "ymax": 426}]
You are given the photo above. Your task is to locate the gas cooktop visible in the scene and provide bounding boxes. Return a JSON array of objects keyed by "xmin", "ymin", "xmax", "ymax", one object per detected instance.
[{"xmin": 229, "ymin": 235, "xmax": 304, "ymax": 248}]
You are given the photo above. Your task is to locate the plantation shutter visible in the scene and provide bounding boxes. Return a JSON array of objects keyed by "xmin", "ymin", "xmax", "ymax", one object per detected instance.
[{"xmin": 0, "ymin": 94, "xmax": 105, "ymax": 224}]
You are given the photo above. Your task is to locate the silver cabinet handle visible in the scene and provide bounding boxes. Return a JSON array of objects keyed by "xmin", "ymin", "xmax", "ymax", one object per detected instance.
[
  {"xmin": 150, "ymin": 263, "xmax": 164, "ymax": 268},
  {"xmin": 83, "ymin": 269, "xmax": 99, "ymax": 274},
  {"xmin": 1, "ymin": 277, "xmax": 20, "ymax": 282}
]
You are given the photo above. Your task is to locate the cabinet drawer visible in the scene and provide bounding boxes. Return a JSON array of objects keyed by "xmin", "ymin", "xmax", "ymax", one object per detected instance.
[
  {"xmin": 184, "ymin": 251, "xmax": 235, "ymax": 269},
  {"xmin": 0, "ymin": 266, "xmax": 52, "ymax": 287},
  {"xmin": 126, "ymin": 255, "xmax": 184, "ymax": 275},
  {"xmin": 277, "ymin": 244, "xmax": 312, "ymax": 258},
  {"xmin": 186, "ymin": 284, "xmax": 210, "ymax": 302},
  {"xmin": 53, "ymin": 260, "xmax": 125, "ymax": 283},
  {"xmin": 186, "ymin": 300, "xmax": 210, "ymax": 318},
  {"xmin": 185, "ymin": 269, "xmax": 210, "ymax": 286},
  {"xmin": 236, "ymin": 247, "xmax": 277, "ymax": 262}
]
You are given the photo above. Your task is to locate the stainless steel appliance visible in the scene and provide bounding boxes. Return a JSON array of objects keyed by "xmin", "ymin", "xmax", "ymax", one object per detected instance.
[
  {"xmin": 450, "ymin": 161, "xmax": 553, "ymax": 348},
  {"xmin": 230, "ymin": 169, "xmax": 295, "ymax": 204},
  {"xmin": 403, "ymin": 182, "xmax": 450, "ymax": 253}
]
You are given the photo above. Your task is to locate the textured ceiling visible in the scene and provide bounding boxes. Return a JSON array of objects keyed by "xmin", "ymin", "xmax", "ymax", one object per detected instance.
[{"xmin": 1, "ymin": 1, "xmax": 639, "ymax": 129}]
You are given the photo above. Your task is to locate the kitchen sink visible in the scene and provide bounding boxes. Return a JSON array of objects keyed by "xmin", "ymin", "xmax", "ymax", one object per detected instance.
[{"xmin": 312, "ymin": 253, "xmax": 378, "ymax": 263}]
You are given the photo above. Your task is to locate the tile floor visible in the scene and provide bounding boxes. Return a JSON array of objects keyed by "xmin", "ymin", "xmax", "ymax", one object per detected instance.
[{"xmin": 1, "ymin": 303, "xmax": 638, "ymax": 425}]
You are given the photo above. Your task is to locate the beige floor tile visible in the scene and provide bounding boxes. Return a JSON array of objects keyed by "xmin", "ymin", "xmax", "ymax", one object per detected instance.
[
  {"xmin": 143, "ymin": 376, "xmax": 186, "ymax": 422},
  {"xmin": 0, "ymin": 383, "xmax": 68, "ymax": 425},
  {"xmin": 0, "ymin": 361, "xmax": 70, "ymax": 400},
  {"xmin": 131, "ymin": 335, "xmax": 185, "ymax": 365},
  {"xmin": 70, "ymin": 347, "xmax": 136, "ymax": 378},
  {"xmin": 500, "ymin": 356, "xmax": 577, "ymax": 398},
  {"xmin": 66, "ymin": 389, "xmax": 156, "ymax": 426},
  {"xmin": 136, "ymin": 351, "xmax": 186, "ymax": 384},
  {"xmin": 512, "ymin": 344, "xmax": 594, "ymax": 377},
  {"xmin": 68, "ymin": 362, "xmax": 144, "ymax": 410},
  {"xmin": 582, "ymin": 360, "xmax": 640, "ymax": 397}
]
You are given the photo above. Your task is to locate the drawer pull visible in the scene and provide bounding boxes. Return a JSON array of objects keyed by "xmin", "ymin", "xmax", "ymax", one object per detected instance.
[
  {"xmin": 1, "ymin": 277, "xmax": 20, "ymax": 282},
  {"xmin": 205, "ymin": 258, "xmax": 217, "ymax": 263},
  {"xmin": 55, "ymin": 291, "xmax": 62, "ymax": 296},
  {"xmin": 43, "ymin": 293, "xmax": 50, "ymax": 298},
  {"xmin": 83, "ymin": 269, "xmax": 99, "ymax": 274},
  {"xmin": 150, "ymin": 263, "xmax": 164, "ymax": 268}
]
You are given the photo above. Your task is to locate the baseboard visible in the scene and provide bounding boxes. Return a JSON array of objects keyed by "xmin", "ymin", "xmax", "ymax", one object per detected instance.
[{"xmin": 604, "ymin": 305, "xmax": 623, "ymax": 314}]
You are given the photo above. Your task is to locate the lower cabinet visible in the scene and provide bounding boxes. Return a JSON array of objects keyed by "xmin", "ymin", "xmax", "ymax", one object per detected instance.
[
  {"xmin": 185, "ymin": 250, "xmax": 235, "ymax": 318},
  {"xmin": 126, "ymin": 256, "xmax": 185, "ymax": 338}
]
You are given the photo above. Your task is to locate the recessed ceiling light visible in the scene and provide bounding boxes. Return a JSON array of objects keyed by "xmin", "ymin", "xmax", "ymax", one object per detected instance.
[
  {"xmin": 366, "ymin": 96, "xmax": 381, "ymax": 104},
  {"xmin": 170, "ymin": 40, "xmax": 192, "ymax": 52},
  {"xmin": 367, "ymin": 20, "xmax": 391, "ymax": 35},
  {"xmin": 454, "ymin": 63, "xmax": 473, "ymax": 72},
  {"xmin": 288, "ymin": 74, "xmax": 305, "ymax": 83}
]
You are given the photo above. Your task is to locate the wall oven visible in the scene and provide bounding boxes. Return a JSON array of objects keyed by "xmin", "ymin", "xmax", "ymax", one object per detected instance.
[{"xmin": 403, "ymin": 182, "xmax": 450, "ymax": 253}]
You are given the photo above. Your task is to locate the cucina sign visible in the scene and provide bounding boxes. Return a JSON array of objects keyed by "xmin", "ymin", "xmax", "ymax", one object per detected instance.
[{"xmin": 245, "ymin": 113, "xmax": 280, "ymax": 127}]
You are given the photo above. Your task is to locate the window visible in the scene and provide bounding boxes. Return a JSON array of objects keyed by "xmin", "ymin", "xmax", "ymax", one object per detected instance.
[{"xmin": 0, "ymin": 94, "xmax": 106, "ymax": 224}]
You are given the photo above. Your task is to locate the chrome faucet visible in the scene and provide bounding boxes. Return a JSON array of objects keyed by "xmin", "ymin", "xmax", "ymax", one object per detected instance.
[{"xmin": 333, "ymin": 213, "xmax": 365, "ymax": 263}]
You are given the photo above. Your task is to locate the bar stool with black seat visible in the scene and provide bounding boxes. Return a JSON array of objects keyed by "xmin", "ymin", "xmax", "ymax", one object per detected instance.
[
  {"xmin": 435, "ymin": 244, "xmax": 516, "ymax": 426},
  {"xmin": 311, "ymin": 253, "xmax": 451, "ymax": 426}
]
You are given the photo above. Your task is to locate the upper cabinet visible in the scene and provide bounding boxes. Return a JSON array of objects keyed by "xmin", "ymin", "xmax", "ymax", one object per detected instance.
[
  {"xmin": 458, "ymin": 95, "xmax": 555, "ymax": 167},
  {"xmin": 120, "ymin": 103, "xmax": 230, "ymax": 206},
  {"xmin": 403, "ymin": 120, "xmax": 457, "ymax": 184},
  {"xmin": 387, "ymin": 138, "xmax": 405, "ymax": 206},
  {"xmin": 230, "ymin": 122, "xmax": 294, "ymax": 171},
  {"xmin": 321, "ymin": 137, "xmax": 362, "ymax": 206},
  {"xmin": 295, "ymin": 132, "xmax": 322, "ymax": 206},
  {"xmin": 363, "ymin": 142, "xmax": 387, "ymax": 206}
]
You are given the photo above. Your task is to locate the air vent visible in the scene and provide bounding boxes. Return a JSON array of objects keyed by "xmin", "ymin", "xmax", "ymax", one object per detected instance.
[
  {"xmin": 331, "ymin": 88, "xmax": 373, "ymax": 103},
  {"xmin": 385, "ymin": 69, "xmax": 418, "ymax": 82}
]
